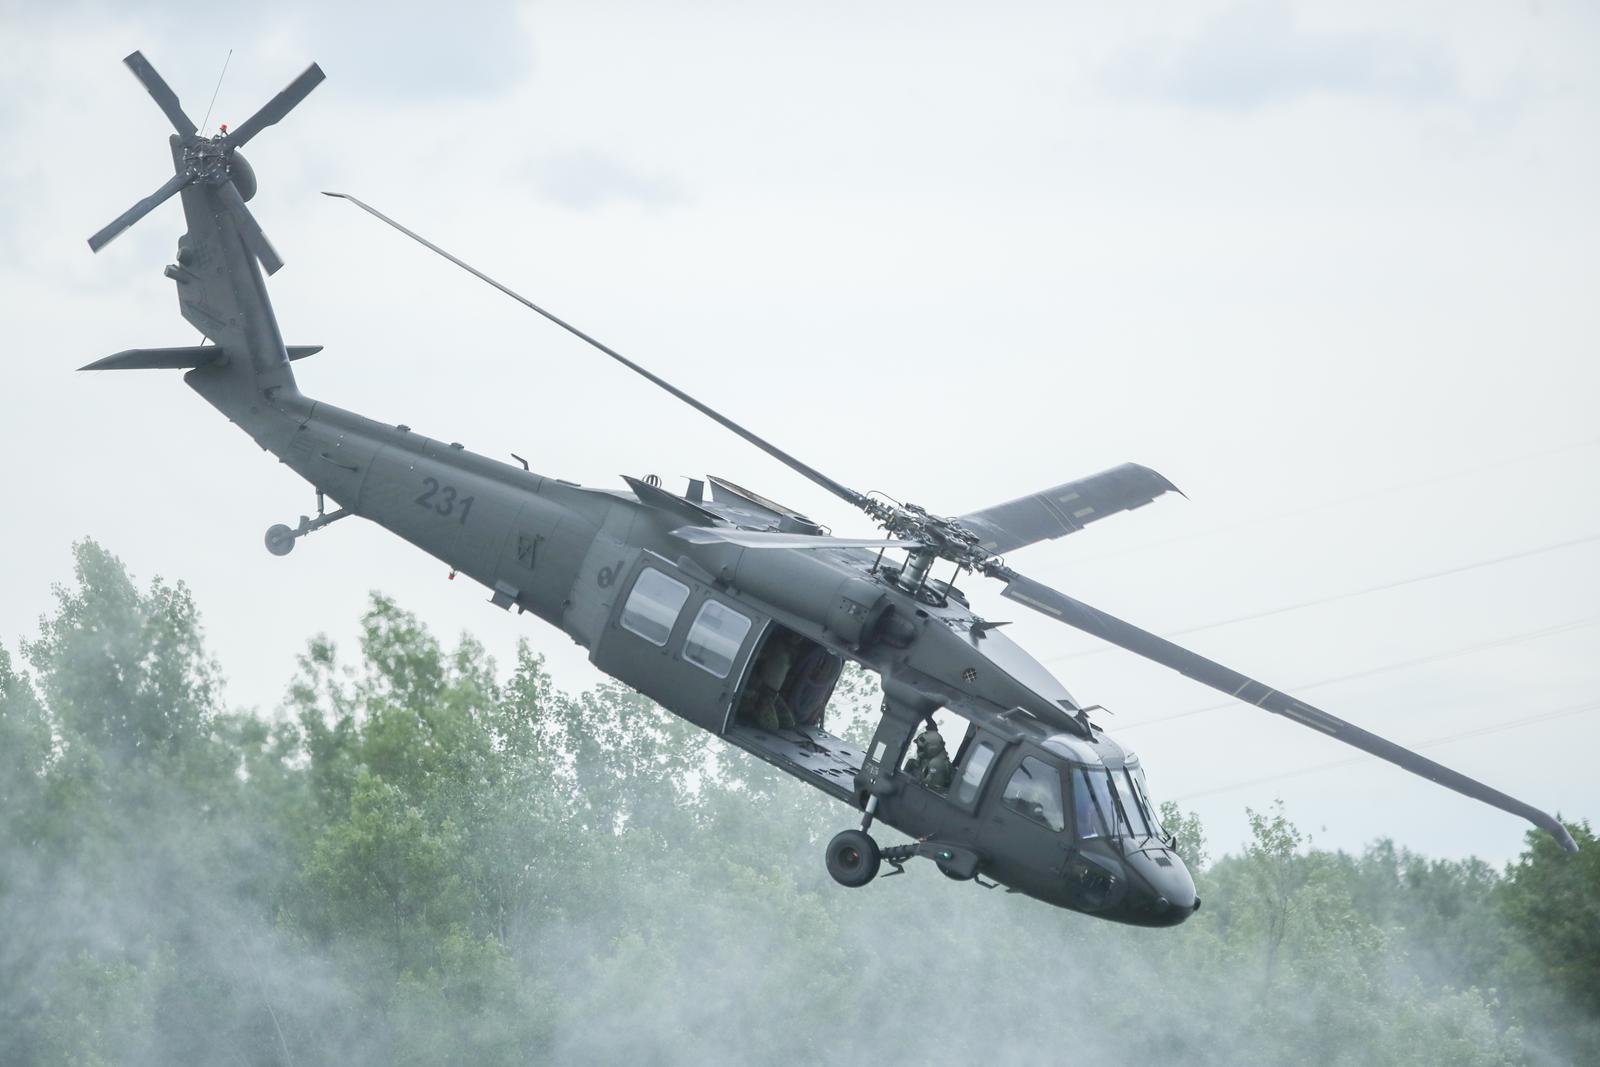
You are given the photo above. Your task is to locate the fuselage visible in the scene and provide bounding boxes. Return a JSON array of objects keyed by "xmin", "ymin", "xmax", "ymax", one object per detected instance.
[{"xmin": 198, "ymin": 381, "xmax": 1195, "ymax": 924}]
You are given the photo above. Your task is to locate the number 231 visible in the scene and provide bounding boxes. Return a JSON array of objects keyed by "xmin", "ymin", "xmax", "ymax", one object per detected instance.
[{"xmin": 415, "ymin": 477, "xmax": 474, "ymax": 524}]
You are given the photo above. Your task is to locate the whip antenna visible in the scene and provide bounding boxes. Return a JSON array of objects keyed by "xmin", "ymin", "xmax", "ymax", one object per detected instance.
[{"xmin": 200, "ymin": 48, "xmax": 233, "ymax": 134}]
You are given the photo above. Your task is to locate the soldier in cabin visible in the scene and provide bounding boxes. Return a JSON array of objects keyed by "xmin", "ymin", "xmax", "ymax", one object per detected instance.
[{"xmin": 904, "ymin": 723, "xmax": 953, "ymax": 792}]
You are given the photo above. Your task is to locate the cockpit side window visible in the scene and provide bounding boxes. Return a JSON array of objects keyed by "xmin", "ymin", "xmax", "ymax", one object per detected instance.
[{"xmin": 1003, "ymin": 756, "xmax": 1065, "ymax": 832}]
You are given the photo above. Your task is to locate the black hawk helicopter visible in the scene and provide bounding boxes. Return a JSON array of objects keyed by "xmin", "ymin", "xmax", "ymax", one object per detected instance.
[{"xmin": 85, "ymin": 53, "xmax": 1577, "ymax": 928}]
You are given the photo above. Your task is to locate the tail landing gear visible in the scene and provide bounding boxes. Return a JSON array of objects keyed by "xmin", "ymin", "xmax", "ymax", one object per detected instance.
[{"xmin": 265, "ymin": 491, "xmax": 350, "ymax": 556}]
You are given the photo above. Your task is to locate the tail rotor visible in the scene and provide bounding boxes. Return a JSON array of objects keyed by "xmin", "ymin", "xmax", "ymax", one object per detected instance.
[{"xmin": 86, "ymin": 50, "xmax": 323, "ymax": 275}]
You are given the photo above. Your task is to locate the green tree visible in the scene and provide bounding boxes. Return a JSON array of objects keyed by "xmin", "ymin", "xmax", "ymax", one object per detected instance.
[
  {"xmin": 3, "ymin": 545, "xmax": 1592, "ymax": 1066},
  {"xmin": 1499, "ymin": 819, "xmax": 1600, "ymax": 1062},
  {"xmin": 22, "ymin": 541, "xmax": 228, "ymax": 793}
]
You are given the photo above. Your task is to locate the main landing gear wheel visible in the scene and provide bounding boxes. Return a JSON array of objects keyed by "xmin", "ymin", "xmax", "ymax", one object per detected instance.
[{"xmin": 825, "ymin": 829, "xmax": 881, "ymax": 887}]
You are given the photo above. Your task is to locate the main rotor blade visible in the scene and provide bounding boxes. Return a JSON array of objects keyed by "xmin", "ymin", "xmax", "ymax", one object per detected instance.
[
  {"xmin": 87, "ymin": 171, "xmax": 191, "ymax": 252},
  {"xmin": 674, "ymin": 527, "xmax": 923, "ymax": 551},
  {"xmin": 123, "ymin": 51, "xmax": 197, "ymax": 137},
  {"xmin": 223, "ymin": 63, "xmax": 326, "ymax": 150},
  {"xmin": 216, "ymin": 179, "xmax": 285, "ymax": 275},
  {"xmin": 991, "ymin": 567, "xmax": 1579, "ymax": 853},
  {"xmin": 958, "ymin": 462, "xmax": 1182, "ymax": 555},
  {"xmin": 323, "ymin": 191, "xmax": 871, "ymax": 513}
]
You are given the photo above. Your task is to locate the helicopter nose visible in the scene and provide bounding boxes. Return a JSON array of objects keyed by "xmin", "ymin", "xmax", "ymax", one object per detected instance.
[{"xmin": 1124, "ymin": 846, "xmax": 1200, "ymax": 926}]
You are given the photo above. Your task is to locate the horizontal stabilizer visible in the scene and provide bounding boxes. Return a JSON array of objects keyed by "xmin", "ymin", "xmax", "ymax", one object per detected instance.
[{"xmin": 79, "ymin": 345, "xmax": 323, "ymax": 371}]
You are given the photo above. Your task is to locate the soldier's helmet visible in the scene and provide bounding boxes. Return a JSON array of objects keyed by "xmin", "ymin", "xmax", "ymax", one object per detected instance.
[{"xmin": 922, "ymin": 731, "xmax": 946, "ymax": 754}]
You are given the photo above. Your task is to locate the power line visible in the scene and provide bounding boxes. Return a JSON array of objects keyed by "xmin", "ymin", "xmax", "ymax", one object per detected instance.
[
  {"xmin": 1043, "ymin": 528, "xmax": 1600, "ymax": 665},
  {"xmin": 1069, "ymin": 435, "xmax": 1600, "ymax": 567},
  {"xmin": 1116, "ymin": 612, "xmax": 1600, "ymax": 732},
  {"xmin": 1170, "ymin": 698, "xmax": 1600, "ymax": 803}
]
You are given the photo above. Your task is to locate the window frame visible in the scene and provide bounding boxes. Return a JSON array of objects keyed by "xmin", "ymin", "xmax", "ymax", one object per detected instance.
[
  {"xmin": 619, "ymin": 567, "xmax": 691, "ymax": 647},
  {"xmin": 953, "ymin": 738, "xmax": 999, "ymax": 807},
  {"xmin": 681, "ymin": 598, "xmax": 753, "ymax": 679},
  {"xmin": 1071, "ymin": 767, "xmax": 1110, "ymax": 840},
  {"xmin": 1002, "ymin": 754, "xmax": 1067, "ymax": 833}
]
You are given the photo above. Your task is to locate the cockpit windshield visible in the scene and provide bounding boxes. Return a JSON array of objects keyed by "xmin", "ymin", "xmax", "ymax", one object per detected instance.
[
  {"xmin": 1128, "ymin": 764, "xmax": 1167, "ymax": 838},
  {"xmin": 1070, "ymin": 765, "xmax": 1164, "ymax": 840}
]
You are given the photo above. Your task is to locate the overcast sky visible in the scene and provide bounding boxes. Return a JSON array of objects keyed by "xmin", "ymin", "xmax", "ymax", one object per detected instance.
[{"xmin": 3, "ymin": 0, "xmax": 1596, "ymax": 863}]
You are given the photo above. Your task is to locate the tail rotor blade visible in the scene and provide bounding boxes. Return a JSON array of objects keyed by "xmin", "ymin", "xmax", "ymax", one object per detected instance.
[
  {"xmin": 123, "ymin": 51, "xmax": 197, "ymax": 137},
  {"xmin": 216, "ymin": 179, "xmax": 284, "ymax": 274},
  {"xmin": 87, "ymin": 171, "xmax": 192, "ymax": 252},
  {"xmin": 223, "ymin": 63, "xmax": 326, "ymax": 150}
]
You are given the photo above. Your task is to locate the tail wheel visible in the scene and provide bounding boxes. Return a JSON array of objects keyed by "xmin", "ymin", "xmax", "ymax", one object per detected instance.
[
  {"xmin": 265, "ymin": 523, "xmax": 296, "ymax": 556},
  {"xmin": 825, "ymin": 829, "xmax": 881, "ymax": 887}
]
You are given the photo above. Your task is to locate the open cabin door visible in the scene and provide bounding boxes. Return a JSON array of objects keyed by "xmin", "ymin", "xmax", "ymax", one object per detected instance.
[{"xmin": 590, "ymin": 551, "xmax": 767, "ymax": 733}]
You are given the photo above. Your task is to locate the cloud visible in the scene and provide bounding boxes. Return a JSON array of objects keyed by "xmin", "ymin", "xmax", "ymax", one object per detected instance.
[
  {"xmin": 5, "ymin": 0, "xmax": 536, "ymax": 99},
  {"xmin": 1104, "ymin": 2, "xmax": 1456, "ymax": 110},
  {"xmin": 532, "ymin": 149, "xmax": 687, "ymax": 211}
]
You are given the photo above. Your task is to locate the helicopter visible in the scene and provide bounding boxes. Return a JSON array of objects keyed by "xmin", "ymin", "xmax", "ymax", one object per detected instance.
[{"xmin": 84, "ymin": 52, "xmax": 1577, "ymax": 928}]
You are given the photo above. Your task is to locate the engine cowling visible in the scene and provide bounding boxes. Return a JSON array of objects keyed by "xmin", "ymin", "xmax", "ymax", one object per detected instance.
[{"xmin": 722, "ymin": 548, "xmax": 890, "ymax": 650}]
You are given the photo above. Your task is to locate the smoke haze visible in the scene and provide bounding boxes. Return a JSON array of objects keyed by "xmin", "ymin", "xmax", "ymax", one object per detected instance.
[{"xmin": 2, "ymin": 543, "xmax": 1595, "ymax": 1065}]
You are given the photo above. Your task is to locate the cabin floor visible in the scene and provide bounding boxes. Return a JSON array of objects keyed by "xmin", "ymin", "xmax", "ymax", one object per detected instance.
[
  {"xmin": 722, "ymin": 724, "xmax": 864, "ymax": 804},
  {"xmin": 723, "ymin": 624, "xmax": 865, "ymax": 803}
]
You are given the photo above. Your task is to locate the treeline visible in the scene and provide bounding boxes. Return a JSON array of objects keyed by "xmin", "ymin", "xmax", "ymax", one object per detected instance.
[{"xmin": 0, "ymin": 542, "xmax": 1595, "ymax": 1065}]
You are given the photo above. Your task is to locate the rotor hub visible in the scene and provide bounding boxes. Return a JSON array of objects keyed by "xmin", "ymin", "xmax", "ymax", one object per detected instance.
[
  {"xmin": 182, "ymin": 137, "xmax": 235, "ymax": 185},
  {"xmin": 873, "ymin": 500, "xmax": 995, "ymax": 574}
]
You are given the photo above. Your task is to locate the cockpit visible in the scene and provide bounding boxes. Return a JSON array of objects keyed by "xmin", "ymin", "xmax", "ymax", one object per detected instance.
[
  {"xmin": 1015, "ymin": 732, "xmax": 1195, "ymax": 924},
  {"xmin": 876, "ymin": 683, "xmax": 1196, "ymax": 924},
  {"xmin": 996, "ymin": 734, "xmax": 1171, "ymax": 844}
]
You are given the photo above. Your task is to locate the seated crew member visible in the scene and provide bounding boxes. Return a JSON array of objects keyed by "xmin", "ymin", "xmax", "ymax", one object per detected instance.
[
  {"xmin": 738, "ymin": 632, "xmax": 799, "ymax": 732},
  {"xmin": 785, "ymin": 645, "xmax": 842, "ymax": 728},
  {"xmin": 1008, "ymin": 780, "xmax": 1053, "ymax": 826},
  {"xmin": 903, "ymin": 724, "xmax": 953, "ymax": 792}
]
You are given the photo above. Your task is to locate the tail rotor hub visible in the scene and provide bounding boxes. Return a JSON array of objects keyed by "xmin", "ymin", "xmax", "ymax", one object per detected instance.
[{"xmin": 182, "ymin": 137, "xmax": 232, "ymax": 185}]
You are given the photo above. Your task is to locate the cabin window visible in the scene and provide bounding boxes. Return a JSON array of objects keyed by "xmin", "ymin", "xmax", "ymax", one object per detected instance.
[
  {"xmin": 954, "ymin": 741, "xmax": 996, "ymax": 805},
  {"xmin": 620, "ymin": 568, "xmax": 690, "ymax": 646},
  {"xmin": 683, "ymin": 600, "xmax": 752, "ymax": 678},
  {"xmin": 1003, "ymin": 756, "xmax": 1065, "ymax": 832}
]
